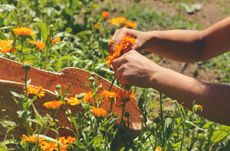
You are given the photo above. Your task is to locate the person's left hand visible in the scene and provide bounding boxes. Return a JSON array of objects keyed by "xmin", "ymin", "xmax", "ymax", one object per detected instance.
[{"xmin": 111, "ymin": 50, "xmax": 162, "ymax": 88}]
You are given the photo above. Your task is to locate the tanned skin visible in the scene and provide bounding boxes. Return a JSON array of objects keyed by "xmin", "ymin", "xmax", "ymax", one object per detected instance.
[{"xmin": 110, "ymin": 17, "xmax": 230, "ymax": 125}]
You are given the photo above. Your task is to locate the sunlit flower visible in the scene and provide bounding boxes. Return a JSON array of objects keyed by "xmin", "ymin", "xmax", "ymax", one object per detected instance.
[
  {"xmin": 91, "ymin": 106, "xmax": 107, "ymax": 118},
  {"xmin": 67, "ymin": 97, "xmax": 81, "ymax": 106},
  {"xmin": 21, "ymin": 135, "xmax": 40, "ymax": 143},
  {"xmin": 124, "ymin": 21, "xmax": 137, "ymax": 29},
  {"xmin": 101, "ymin": 11, "xmax": 110, "ymax": 19},
  {"xmin": 59, "ymin": 136, "xmax": 76, "ymax": 145},
  {"xmin": 43, "ymin": 101, "xmax": 63, "ymax": 110},
  {"xmin": 109, "ymin": 16, "xmax": 126, "ymax": 26},
  {"xmin": 29, "ymin": 40, "xmax": 45, "ymax": 51},
  {"xmin": 106, "ymin": 35, "xmax": 136, "ymax": 65},
  {"xmin": 51, "ymin": 37, "xmax": 61, "ymax": 45},
  {"xmin": 26, "ymin": 85, "xmax": 45, "ymax": 98},
  {"xmin": 83, "ymin": 92, "xmax": 94, "ymax": 104},
  {"xmin": 155, "ymin": 146, "xmax": 162, "ymax": 151},
  {"xmin": 12, "ymin": 27, "xmax": 33, "ymax": 36},
  {"xmin": 101, "ymin": 90, "xmax": 118, "ymax": 101},
  {"xmin": 0, "ymin": 40, "xmax": 16, "ymax": 53}
]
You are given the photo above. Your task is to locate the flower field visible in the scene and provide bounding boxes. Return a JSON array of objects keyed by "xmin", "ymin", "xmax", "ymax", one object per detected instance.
[{"xmin": 0, "ymin": 0, "xmax": 230, "ymax": 151}]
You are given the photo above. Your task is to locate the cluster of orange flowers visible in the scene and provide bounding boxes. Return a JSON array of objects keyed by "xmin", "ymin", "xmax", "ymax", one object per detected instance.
[
  {"xmin": 0, "ymin": 40, "xmax": 16, "ymax": 53},
  {"xmin": 21, "ymin": 135, "xmax": 75, "ymax": 151},
  {"xmin": 109, "ymin": 16, "xmax": 137, "ymax": 29},
  {"xmin": 106, "ymin": 35, "xmax": 136, "ymax": 65}
]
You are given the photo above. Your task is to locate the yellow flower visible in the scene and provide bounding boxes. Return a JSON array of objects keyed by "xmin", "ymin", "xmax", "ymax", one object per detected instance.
[
  {"xmin": 12, "ymin": 27, "xmax": 33, "ymax": 36},
  {"xmin": 29, "ymin": 40, "xmax": 45, "ymax": 51},
  {"xmin": 109, "ymin": 16, "xmax": 126, "ymax": 26},
  {"xmin": 83, "ymin": 92, "xmax": 94, "ymax": 104},
  {"xmin": 101, "ymin": 11, "xmax": 110, "ymax": 19},
  {"xmin": 51, "ymin": 37, "xmax": 61, "ymax": 45},
  {"xmin": 91, "ymin": 106, "xmax": 107, "ymax": 118},
  {"xmin": 124, "ymin": 21, "xmax": 137, "ymax": 29},
  {"xmin": 21, "ymin": 135, "xmax": 40, "ymax": 143},
  {"xmin": 43, "ymin": 101, "xmax": 63, "ymax": 110},
  {"xmin": 106, "ymin": 35, "xmax": 136, "ymax": 65},
  {"xmin": 67, "ymin": 97, "xmax": 81, "ymax": 106},
  {"xmin": 155, "ymin": 146, "xmax": 162, "ymax": 151},
  {"xmin": 59, "ymin": 136, "xmax": 76, "ymax": 145},
  {"xmin": 26, "ymin": 85, "xmax": 45, "ymax": 98},
  {"xmin": 0, "ymin": 40, "xmax": 16, "ymax": 53},
  {"xmin": 101, "ymin": 90, "xmax": 118, "ymax": 101}
]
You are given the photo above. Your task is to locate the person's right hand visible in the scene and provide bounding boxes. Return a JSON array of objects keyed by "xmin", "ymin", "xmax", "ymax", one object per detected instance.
[{"xmin": 109, "ymin": 28, "xmax": 152, "ymax": 54}]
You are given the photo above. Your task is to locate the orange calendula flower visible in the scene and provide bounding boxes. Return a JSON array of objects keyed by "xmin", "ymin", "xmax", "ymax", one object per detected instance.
[
  {"xmin": 21, "ymin": 135, "xmax": 40, "ymax": 143},
  {"xmin": 26, "ymin": 85, "xmax": 45, "ymax": 98},
  {"xmin": 59, "ymin": 136, "xmax": 76, "ymax": 145},
  {"xmin": 118, "ymin": 90, "xmax": 136, "ymax": 102},
  {"xmin": 91, "ymin": 106, "xmax": 107, "ymax": 118},
  {"xmin": 101, "ymin": 11, "xmax": 110, "ymax": 19},
  {"xmin": 0, "ymin": 40, "xmax": 16, "ymax": 53},
  {"xmin": 29, "ymin": 40, "xmax": 45, "ymax": 51},
  {"xmin": 67, "ymin": 97, "xmax": 81, "ymax": 106},
  {"xmin": 124, "ymin": 21, "xmax": 137, "ymax": 29},
  {"xmin": 155, "ymin": 146, "xmax": 163, "ymax": 151},
  {"xmin": 43, "ymin": 101, "xmax": 63, "ymax": 110},
  {"xmin": 83, "ymin": 92, "xmax": 94, "ymax": 104},
  {"xmin": 101, "ymin": 90, "xmax": 118, "ymax": 101},
  {"xmin": 106, "ymin": 35, "xmax": 136, "ymax": 65},
  {"xmin": 109, "ymin": 16, "xmax": 126, "ymax": 26},
  {"xmin": 51, "ymin": 37, "xmax": 61, "ymax": 45},
  {"xmin": 12, "ymin": 27, "xmax": 33, "ymax": 36}
]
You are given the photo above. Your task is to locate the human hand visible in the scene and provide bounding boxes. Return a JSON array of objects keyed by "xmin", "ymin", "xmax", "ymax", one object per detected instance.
[
  {"xmin": 109, "ymin": 28, "xmax": 152, "ymax": 54},
  {"xmin": 111, "ymin": 50, "xmax": 161, "ymax": 88}
]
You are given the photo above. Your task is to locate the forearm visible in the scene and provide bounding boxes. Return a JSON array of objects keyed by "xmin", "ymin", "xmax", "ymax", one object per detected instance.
[
  {"xmin": 144, "ymin": 17, "xmax": 230, "ymax": 62},
  {"xmin": 150, "ymin": 67, "xmax": 230, "ymax": 125}
]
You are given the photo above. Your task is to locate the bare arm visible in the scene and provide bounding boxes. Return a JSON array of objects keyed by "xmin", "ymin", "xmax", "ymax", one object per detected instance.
[
  {"xmin": 111, "ymin": 17, "xmax": 230, "ymax": 62},
  {"xmin": 112, "ymin": 50, "xmax": 230, "ymax": 125}
]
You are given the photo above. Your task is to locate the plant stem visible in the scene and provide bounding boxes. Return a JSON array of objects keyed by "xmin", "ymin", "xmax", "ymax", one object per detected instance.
[
  {"xmin": 159, "ymin": 91, "xmax": 165, "ymax": 147},
  {"xmin": 108, "ymin": 78, "xmax": 116, "ymax": 91}
]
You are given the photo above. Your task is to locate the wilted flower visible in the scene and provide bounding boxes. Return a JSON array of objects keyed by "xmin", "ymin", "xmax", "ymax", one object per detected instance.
[
  {"xmin": 106, "ymin": 35, "xmax": 136, "ymax": 65},
  {"xmin": 12, "ymin": 27, "xmax": 33, "ymax": 36},
  {"xmin": 91, "ymin": 106, "xmax": 107, "ymax": 117},
  {"xmin": 43, "ymin": 101, "xmax": 63, "ymax": 109},
  {"xmin": 29, "ymin": 40, "xmax": 45, "ymax": 51},
  {"xmin": 67, "ymin": 97, "xmax": 81, "ymax": 106},
  {"xmin": 26, "ymin": 85, "xmax": 45, "ymax": 98}
]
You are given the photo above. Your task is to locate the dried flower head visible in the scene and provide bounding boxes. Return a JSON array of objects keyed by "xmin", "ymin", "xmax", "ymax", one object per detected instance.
[
  {"xmin": 106, "ymin": 35, "xmax": 136, "ymax": 65},
  {"xmin": 12, "ymin": 27, "xmax": 33, "ymax": 36}
]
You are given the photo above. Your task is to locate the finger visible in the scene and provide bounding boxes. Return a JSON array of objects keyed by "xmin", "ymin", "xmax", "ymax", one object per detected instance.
[
  {"xmin": 114, "ymin": 65, "xmax": 125, "ymax": 80},
  {"xmin": 111, "ymin": 56, "xmax": 125, "ymax": 71}
]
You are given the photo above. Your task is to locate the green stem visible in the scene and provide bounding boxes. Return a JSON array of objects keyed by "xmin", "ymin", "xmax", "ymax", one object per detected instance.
[
  {"xmin": 108, "ymin": 78, "xmax": 116, "ymax": 91},
  {"xmin": 159, "ymin": 91, "xmax": 165, "ymax": 147}
]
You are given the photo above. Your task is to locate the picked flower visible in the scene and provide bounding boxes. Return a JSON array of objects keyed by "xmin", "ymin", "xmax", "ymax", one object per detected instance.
[
  {"xmin": 67, "ymin": 97, "xmax": 81, "ymax": 106},
  {"xmin": 0, "ymin": 40, "xmax": 16, "ymax": 53},
  {"xmin": 43, "ymin": 101, "xmax": 63, "ymax": 110},
  {"xmin": 26, "ymin": 85, "xmax": 45, "ymax": 98},
  {"xmin": 106, "ymin": 35, "xmax": 136, "ymax": 65},
  {"xmin": 91, "ymin": 106, "xmax": 107, "ymax": 118},
  {"xmin": 12, "ymin": 27, "xmax": 33, "ymax": 36},
  {"xmin": 51, "ymin": 37, "xmax": 61, "ymax": 45},
  {"xmin": 101, "ymin": 11, "xmax": 110, "ymax": 19},
  {"xmin": 29, "ymin": 40, "xmax": 45, "ymax": 51}
]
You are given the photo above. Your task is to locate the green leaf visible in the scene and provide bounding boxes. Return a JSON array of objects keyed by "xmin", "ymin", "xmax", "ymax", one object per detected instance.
[
  {"xmin": 211, "ymin": 130, "xmax": 228, "ymax": 143},
  {"xmin": 0, "ymin": 143, "xmax": 8, "ymax": 151},
  {"xmin": 37, "ymin": 21, "xmax": 49, "ymax": 41}
]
